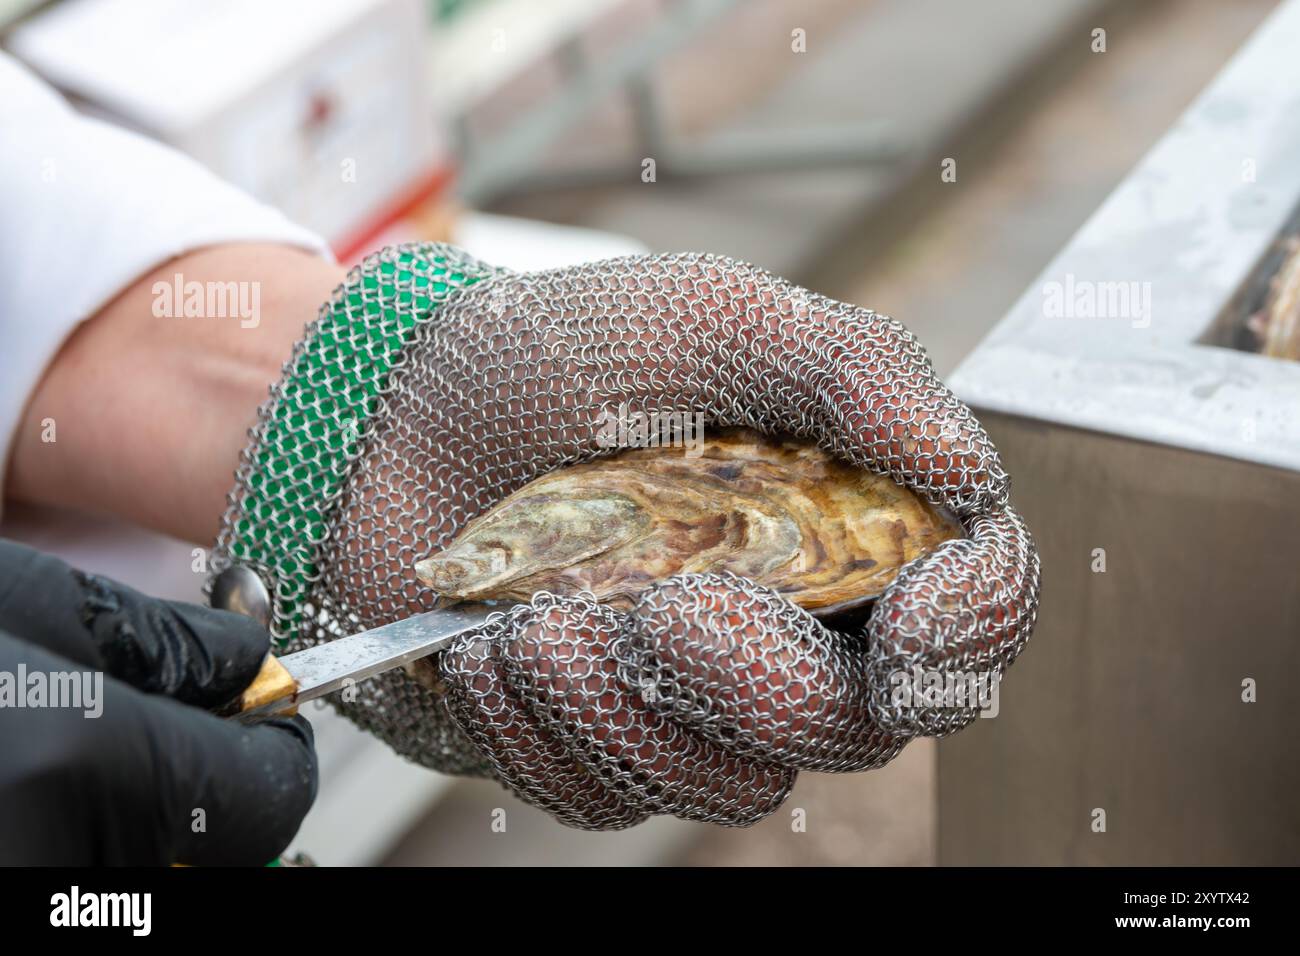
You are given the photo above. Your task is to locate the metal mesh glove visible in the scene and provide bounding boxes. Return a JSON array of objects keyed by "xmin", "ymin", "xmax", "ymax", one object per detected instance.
[{"xmin": 213, "ymin": 243, "xmax": 1040, "ymax": 829}]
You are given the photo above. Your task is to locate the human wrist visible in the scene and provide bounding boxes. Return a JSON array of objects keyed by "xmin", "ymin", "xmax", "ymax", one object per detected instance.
[{"xmin": 5, "ymin": 244, "xmax": 345, "ymax": 544}]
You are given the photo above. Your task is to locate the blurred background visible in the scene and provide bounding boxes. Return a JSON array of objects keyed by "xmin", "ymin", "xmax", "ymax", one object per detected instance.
[{"xmin": 3, "ymin": 0, "xmax": 1296, "ymax": 865}]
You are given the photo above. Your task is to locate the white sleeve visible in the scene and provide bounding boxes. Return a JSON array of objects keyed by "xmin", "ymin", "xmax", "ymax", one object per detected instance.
[{"xmin": 0, "ymin": 51, "xmax": 332, "ymax": 499}]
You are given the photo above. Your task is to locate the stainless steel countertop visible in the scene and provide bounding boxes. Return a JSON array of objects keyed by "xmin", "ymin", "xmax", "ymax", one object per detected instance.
[{"xmin": 951, "ymin": 0, "xmax": 1300, "ymax": 473}]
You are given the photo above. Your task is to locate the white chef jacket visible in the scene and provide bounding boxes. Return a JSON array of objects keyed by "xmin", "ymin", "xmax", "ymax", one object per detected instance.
[{"xmin": 0, "ymin": 51, "xmax": 331, "ymax": 508}]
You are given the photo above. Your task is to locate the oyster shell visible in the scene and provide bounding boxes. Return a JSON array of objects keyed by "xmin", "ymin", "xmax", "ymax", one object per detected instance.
[
  {"xmin": 415, "ymin": 429, "xmax": 962, "ymax": 618},
  {"xmin": 1248, "ymin": 236, "xmax": 1300, "ymax": 361}
]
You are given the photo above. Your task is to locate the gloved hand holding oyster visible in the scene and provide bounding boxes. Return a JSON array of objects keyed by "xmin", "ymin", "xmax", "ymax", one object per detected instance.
[{"xmin": 212, "ymin": 244, "xmax": 1040, "ymax": 830}]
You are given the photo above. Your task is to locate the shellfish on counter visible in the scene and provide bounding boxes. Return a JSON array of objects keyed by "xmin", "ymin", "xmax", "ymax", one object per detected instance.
[{"xmin": 415, "ymin": 429, "xmax": 962, "ymax": 618}]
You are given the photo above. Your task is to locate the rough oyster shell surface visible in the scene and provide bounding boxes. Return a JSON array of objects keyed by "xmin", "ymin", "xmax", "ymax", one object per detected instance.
[{"xmin": 415, "ymin": 429, "xmax": 963, "ymax": 617}]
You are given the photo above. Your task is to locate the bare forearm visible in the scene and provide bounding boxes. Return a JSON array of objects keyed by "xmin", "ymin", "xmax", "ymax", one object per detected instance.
[{"xmin": 6, "ymin": 244, "xmax": 346, "ymax": 544}]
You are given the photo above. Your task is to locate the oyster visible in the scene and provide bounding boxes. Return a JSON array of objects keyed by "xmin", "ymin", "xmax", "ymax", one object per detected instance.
[
  {"xmin": 415, "ymin": 429, "xmax": 962, "ymax": 618},
  {"xmin": 1247, "ymin": 236, "xmax": 1300, "ymax": 361}
]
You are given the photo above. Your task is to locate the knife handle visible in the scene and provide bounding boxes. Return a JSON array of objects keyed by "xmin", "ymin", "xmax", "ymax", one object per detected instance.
[
  {"xmin": 236, "ymin": 655, "xmax": 299, "ymax": 716},
  {"xmin": 209, "ymin": 565, "xmax": 299, "ymax": 716}
]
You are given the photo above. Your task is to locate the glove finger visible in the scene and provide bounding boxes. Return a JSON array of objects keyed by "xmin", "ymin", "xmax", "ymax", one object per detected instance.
[
  {"xmin": 0, "ymin": 633, "xmax": 316, "ymax": 865},
  {"xmin": 484, "ymin": 257, "xmax": 1007, "ymax": 514},
  {"xmin": 798, "ymin": 310, "xmax": 1006, "ymax": 515},
  {"xmin": 370, "ymin": 257, "xmax": 1002, "ymax": 524},
  {"xmin": 866, "ymin": 505, "xmax": 1041, "ymax": 736},
  {"xmin": 496, "ymin": 595, "xmax": 795, "ymax": 826},
  {"xmin": 622, "ymin": 573, "xmax": 905, "ymax": 772},
  {"xmin": 711, "ymin": 262, "xmax": 1007, "ymax": 514},
  {"xmin": 0, "ymin": 539, "xmax": 268, "ymax": 709},
  {"xmin": 440, "ymin": 625, "xmax": 649, "ymax": 831}
]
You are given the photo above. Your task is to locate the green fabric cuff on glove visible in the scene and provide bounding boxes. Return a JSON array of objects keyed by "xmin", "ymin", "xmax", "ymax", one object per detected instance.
[{"xmin": 220, "ymin": 244, "xmax": 497, "ymax": 646}]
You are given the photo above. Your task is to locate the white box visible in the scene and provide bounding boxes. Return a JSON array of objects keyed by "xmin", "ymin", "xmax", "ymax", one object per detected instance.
[{"xmin": 8, "ymin": 0, "xmax": 447, "ymax": 251}]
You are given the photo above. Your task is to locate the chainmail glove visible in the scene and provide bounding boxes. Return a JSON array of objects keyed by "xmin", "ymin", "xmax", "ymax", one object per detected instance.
[{"xmin": 213, "ymin": 243, "xmax": 1040, "ymax": 830}]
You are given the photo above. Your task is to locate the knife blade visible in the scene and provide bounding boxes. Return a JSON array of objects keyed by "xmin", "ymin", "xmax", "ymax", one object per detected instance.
[{"xmin": 232, "ymin": 604, "xmax": 499, "ymax": 721}]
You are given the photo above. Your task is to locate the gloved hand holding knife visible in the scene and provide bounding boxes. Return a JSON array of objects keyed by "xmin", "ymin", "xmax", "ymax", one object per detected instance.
[{"xmin": 0, "ymin": 541, "xmax": 316, "ymax": 865}]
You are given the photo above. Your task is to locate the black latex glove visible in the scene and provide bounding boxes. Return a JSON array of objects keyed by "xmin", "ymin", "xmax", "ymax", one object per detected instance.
[{"xmin": 0, "ymin": 539, "xmax": 317, "ymax": 865}]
